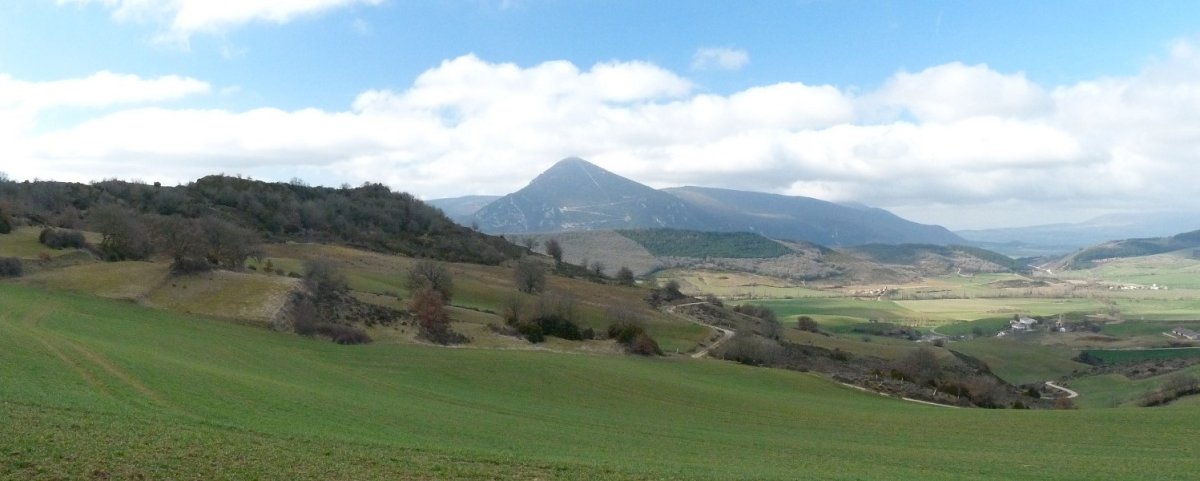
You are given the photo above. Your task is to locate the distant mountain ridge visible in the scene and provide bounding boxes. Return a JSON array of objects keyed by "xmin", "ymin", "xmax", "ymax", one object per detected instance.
[
  {"xmin": 472, "ymin": 157, "xmax": 717, "ymax": 234},
  {"xmin": 459, "ymin": 157, "xmax": 965, "ymax": 246},
  {"xmin": 957, "ymin": 211, "xmax": 1200, "ymax": 256},
  {"xmin": 665, "ymin": 186, "xmax": 962, "ymax": 246}
]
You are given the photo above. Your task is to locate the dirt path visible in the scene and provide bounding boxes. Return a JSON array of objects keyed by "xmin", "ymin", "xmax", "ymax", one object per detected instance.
[
  {"xmin": 1045, "ymin": 381, "xmax": 1079, "ymax": 399},
  {"xmin": 838, "ymin": 382, "xmax": 958, "ymax": 408},
  {"xmin": 667, "ymin": 302, "xmax": 737, "ymax": 359}
]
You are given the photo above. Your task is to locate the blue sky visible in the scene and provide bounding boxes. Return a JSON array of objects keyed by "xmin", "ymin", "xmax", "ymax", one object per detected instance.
[{"xmin": 2, "ymin": 1, "xmax": 1200, "ymax": 229}]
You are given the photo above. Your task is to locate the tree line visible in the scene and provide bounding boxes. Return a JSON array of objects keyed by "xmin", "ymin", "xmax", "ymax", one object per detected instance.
[{"xmin": 0, "ymin": 174, "xmax": 522, "ymax": 265}]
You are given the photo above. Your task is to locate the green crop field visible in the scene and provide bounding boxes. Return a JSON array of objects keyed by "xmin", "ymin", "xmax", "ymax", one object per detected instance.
[
  {"xmin": 6, "ymin": 282, "xmax": 1200, "ymax": 479},
  {"xmin": 950, "ymin": 337, "xmax": 1088, "ymax": 384}
]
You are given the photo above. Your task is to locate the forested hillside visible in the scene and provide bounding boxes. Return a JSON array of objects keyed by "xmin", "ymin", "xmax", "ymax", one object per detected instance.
[{"xmin": 0, "ymin": 175, "xmax": 520, "ymax": 264}]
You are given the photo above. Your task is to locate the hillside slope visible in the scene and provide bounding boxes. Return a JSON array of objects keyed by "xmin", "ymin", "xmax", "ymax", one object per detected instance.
[
  {"xmin": 1061, "ymin": 229, "xmax": 1200, "ymax": 269},
  {"xmin": 4, "ymin": 283, "xmax": 1200, "ymax": 480}
]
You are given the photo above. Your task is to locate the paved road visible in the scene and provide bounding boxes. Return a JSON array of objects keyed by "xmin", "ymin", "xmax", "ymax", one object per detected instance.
[{"xmin": 1045, "ymin": 381, "xmax": 1079, "ymax": 399}]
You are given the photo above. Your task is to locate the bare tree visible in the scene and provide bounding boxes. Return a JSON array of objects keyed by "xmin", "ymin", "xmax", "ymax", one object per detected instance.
[
  {"xmin": 590, "ymin": 260, "xmax": 605, "ymax": 278},
  {"xmin": 514, "ymin": 257, "xmax": 546, "ymax": 294},
  {"xmin": 304, "ymin": 258, "xmax": 347, "ymax": 303},
  {"xmin": 895, "ymin": 347, "xmax": 941, "ymax": 384},
  {"xmin": 407, "ymin": 259, "xmax": 454, "ymax": 302},
  {"xmin": 544, "ymin": 239, "xmax": 563, "ymax": 266}
]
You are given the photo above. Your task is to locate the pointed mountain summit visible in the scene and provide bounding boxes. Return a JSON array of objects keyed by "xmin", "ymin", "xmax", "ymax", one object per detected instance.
[
  {"xmin": 467, "ymin": 157, "xmax": 964, "ymax": 245},
  {"xmin": 473, "ymin": 158, "xmax": 713, "ymax": 233}
]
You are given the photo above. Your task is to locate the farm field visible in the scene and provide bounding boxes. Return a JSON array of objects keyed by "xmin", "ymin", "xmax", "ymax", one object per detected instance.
[{"xmin": 6, "ymin": 282, "xmax": 1200, "ymax": 480}]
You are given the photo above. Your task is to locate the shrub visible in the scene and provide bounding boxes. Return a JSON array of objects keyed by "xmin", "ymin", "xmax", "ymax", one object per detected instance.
[
  {"xmin": 0, "ymin": 257, "xmax": 22, "ymax": 277},
  {"xmin": 533, "ymin": 314, "xmax": 582, "ymax": 340},
  {"xmin": 629, "ymin": 333, "xmax": 662, "ymax": 356},
  {"xmin": 38, "ymin": 227, "xmax": 87, "ymax": 249},
  {"xmin": 313, "ymin": 323, "xmax": 372, "ymax": 345},
  {"xmin": 615, "ymin": 266, "xmax": 635, "ymax": 286},
  {"xmin": 170, "ymin": 256, "xmax": 214, "ymax": 275},
  {"xmin": 411, "ymin": 287, "xmax": 465, "ymax": 345},
  {"xmin": 516, "ymin": 321, "xmax": 545, "ymax": 343},
  {"xmin": 581, "ymin": 327, "xmax": 595, "ymax": 340},
  {"xmin": 607, "ymin": 321, "xmax": 662, "ymax": 356},
  {"xmin": 795, "ymin": 315, "xmax": 820, "ymax": 332},
  {"xmin": 718, "ymin": 334, "xmax": 783, "ymax": 365},
  {"xmin": 0, "ymin": 210, "xmax": 12, "ymax": 234}
]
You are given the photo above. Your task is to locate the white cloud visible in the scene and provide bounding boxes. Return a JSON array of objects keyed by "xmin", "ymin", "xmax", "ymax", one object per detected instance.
[
  {"xmin": 866, "ymin": 62, "xmax": 1051, "ymax": 122},
  {"xmin": 0, "ymin": 70, "xmax": 209, "ymax": 110},
  {"xmin": 7, "ymin": 45, "xmax": 1200, "ymax": 229},
  {"xmin": 691, "ymin": 47, "xmax": 750, "ymax": 71},
  {"xmin": 58, "ymin": 0, "xmax": 383, "ymax": 40}
]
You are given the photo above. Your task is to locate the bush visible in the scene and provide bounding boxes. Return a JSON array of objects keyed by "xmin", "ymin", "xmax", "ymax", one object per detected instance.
[
  {"xmin": 38, "ymin": 227, "xmax": 87, "ymax": 249},
  {"xmin": 0, "ymin": 210, "xmax": 12, "ymax": 234},
  {"xmin": 0, "ymin": 257, "xmax": 22, "ymax": 277},
  {"xmin": 796, "ymin": 315, "xmax": 820, "ymax": 332},
  {"xmin": 516, "ymin": 321, "xmax": 545, "ymax": 343},
  {"xmin": 629, "ymin": 333, "xmax": 662, "ymax": 356},
  {"xmin": 607, "ymin": 321, "xmax": 662, "ymax": 356},
  {"xmin": 615, "ymin": 266, "xmax": 635, "ymax": 286},
  {"xmin": 313, "ymin": 323, "xmax": 372, "ymax": 345},
  {"xmin": 170, "ymin": 256, "xmax": 214, "ymax": 275},
  {"xmin": 533, "ymin": 315, "xmax": 582, "ymax": 340}
]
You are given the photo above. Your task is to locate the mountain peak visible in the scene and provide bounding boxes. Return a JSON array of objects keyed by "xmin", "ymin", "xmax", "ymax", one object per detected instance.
[{"xmin": 472, "ymin": 158, "xmax": 710, "ymax": 233}]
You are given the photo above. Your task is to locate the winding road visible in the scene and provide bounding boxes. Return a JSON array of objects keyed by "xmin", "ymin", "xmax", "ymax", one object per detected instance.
[
  {"xmin": 1045, "ymin": 381, "xmax": 1079, "ymax": 399},
  {"xmin": 666, "ymin": 302, "xmax": 737, "ymax": 359}
]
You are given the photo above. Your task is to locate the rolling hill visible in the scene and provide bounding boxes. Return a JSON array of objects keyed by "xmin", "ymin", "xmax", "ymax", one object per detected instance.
[
  {"xmin": 462, "ymin": 157, "xmax": 965, "ymax": 246},
  {"xmin": 1061, "ymin": 229, "xmax": 1200, "ymax": 269},
  {"xmin": 5, "ymin": 282, "xmax": 1200, "ymax": 480}
]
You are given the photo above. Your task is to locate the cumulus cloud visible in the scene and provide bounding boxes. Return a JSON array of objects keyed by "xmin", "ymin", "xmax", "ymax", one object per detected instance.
[
  {"xmin": 59, "ymin": 0, "xmax": 383, "ymax": 40},
  {"xmin": 691, "ymin": 47, "xmax": 750, "ymax": 71},
  {"xmin": 7, "ymin": 44, "xmax": 1200, "ymax": 228}
]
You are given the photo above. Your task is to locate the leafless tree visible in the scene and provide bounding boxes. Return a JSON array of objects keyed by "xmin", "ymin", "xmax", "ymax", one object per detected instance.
[
  {"xmin": 514, "ymin": 257, "xmax": 546, "ymax": 294},
  {"xmin": 407, "ymin": 259, "xmax": 454, "ymax": 302}
]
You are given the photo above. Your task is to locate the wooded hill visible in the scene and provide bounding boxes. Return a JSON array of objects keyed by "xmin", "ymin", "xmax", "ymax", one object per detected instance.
[{"xmin": 0, "ymin": 175, "xmax": 521, "ymax": 265}]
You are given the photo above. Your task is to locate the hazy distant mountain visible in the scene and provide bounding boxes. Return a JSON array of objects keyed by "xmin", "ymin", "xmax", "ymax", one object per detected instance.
[
  {"xmin": 665, "ymin": 186, "xmax": 964, "ymax": 246},
  {"xmin": 427, "ymin": 195, "xmax": 501, "ymax": 226},
  {"xmin": 465, "ymin": 157, "xmax": 965, "ymax": 246},
  {"xmin": 957, "ymin": 211, "xmax": 1200, "ymax": 255},
  {"xmin": 472, "ymin": 157, "xmax": 715, "ymax": 233}
]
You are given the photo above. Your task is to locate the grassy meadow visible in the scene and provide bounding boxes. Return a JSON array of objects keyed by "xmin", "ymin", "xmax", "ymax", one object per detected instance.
[{"xmin": 6, "ymin": 282, "xmax": 1200, "ymax": 479}]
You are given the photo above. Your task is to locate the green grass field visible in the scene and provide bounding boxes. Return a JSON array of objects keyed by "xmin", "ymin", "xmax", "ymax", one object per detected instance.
[
  {"xmin": 7, "ymin": 282, "xmax": 1200, "ymax": 479},
  {"xmin": 951, "ymin": 336, "xmax": 1089, "ymax": 384}
]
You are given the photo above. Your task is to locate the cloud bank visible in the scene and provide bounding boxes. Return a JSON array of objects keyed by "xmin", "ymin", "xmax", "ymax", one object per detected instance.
[{"xmin": 6, "ymin": 43, "xmax": 1200, "ymax": 228}]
